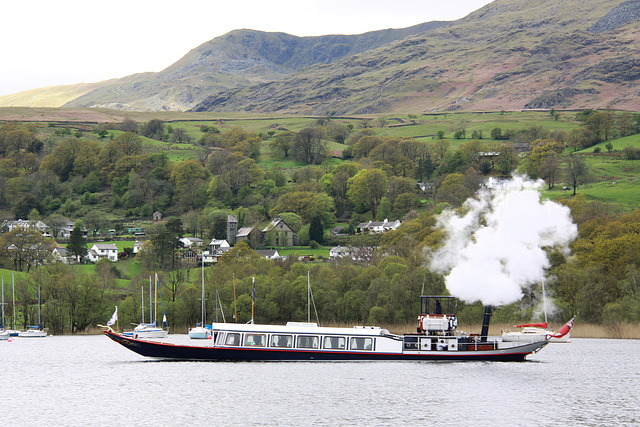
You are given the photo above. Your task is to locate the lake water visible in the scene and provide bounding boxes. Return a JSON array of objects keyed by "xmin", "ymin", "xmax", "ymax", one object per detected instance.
[{"xmin": 2, "ymin": 335, "xmax": 638, "ymax": 426}]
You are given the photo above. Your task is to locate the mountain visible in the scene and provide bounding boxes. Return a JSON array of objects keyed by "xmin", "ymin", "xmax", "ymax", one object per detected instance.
[
  {"xmin": 191, "ymin": 0, "xmax": 640, "ymax": 114},
  {"xmin": 0, "ymin": 22, "xmax": 447, "ymax": 112},
  {"xmin": 3, "ymin": 0, "xmax": 640, "ymax": 115}
]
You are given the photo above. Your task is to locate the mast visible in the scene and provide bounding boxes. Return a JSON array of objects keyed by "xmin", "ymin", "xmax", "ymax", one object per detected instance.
[
  {"xmin": 141, "ymin": 285, "xmax": 144, "ymax": 324},
  {"xmin": 149, "ymin": 276, "xmax": 152, "ymax": 324},
  {"xmin": 542, "ymin": 277, "xmax": 548, "ymax": 325},
  {"xmin": 154, "ymin": 273, "xmax": 158, "ymax": 326},
  {"xmin": 37, "ymin": 283, "xmax": 41, "ymax": 329},
  {"xmin": 250, "ymin": 277, "xmax": 255, "ymax": 324},
  {"xmin": 1, "ymin": 276, "xmax": 4, "ymax": 329},
  {"xmin": 12, "ymin": 273, "xmax": 15, "ymax": 330},
  {"xmin": 233, "ymin": 273, "xmax": 237, "ymax": 323},
  {"xmin": 307, "ymin": 271, "xmax": 311, "ymax": 323},
  {"xmin": 201, "ymin": 254, "xmax": 205, "ymax": 326}
]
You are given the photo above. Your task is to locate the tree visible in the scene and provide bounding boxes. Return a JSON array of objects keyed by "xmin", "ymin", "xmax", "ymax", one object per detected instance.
[
  {"xmin": 67, "ymin": 224, "xmax": 88, "ymax": 262},
  {"xmin": 270, "ymin": 131, "xmax": 295, "ymax": 158},
  {"xmin": 0, "ymin": 227, "xmax": 52, "ymax": 272},
  {"xmin": 347, "ymin": 169, "xmax": 388, "ymax": 218},
  {"xmin": 539, "ymin": 155, "xmax": 561, "ymax": 189},
  {"xmin": 585, "ymin": 111, "xmax": 614, "ymax": 143},
  {"xmin": 47, "ymin": 214, "xmax": 69, "ymax": 240},
  {"xmin": 309, "ymin": 216, "xmax": 324, "ymax": 245},
  {"xmin": 293, "ymin": 127, "xmax": 327, "ymax": 164},
  {"xmin": 141, "ymin": 119, "xmax": 165, "ymax": 140},
  {"xmin": 112, "ymin": 132, "xmax": 143, "ymax": 156},
  {"xmin": 564, "ymin": 154, "xmax": 594, "ymax": 196},
  {"xmin": 327, "ymin": 123, "xmax": 350, "ymax": 144}
]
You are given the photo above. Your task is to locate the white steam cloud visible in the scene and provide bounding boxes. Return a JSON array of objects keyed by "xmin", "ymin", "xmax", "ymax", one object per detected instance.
[{"xmin": 429, "ymin": 175, "xmax": 578, "ymax": 306}]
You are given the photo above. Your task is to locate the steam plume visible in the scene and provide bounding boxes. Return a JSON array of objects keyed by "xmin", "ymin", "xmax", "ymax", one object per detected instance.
[{"xmin": 429, "ymin": 175, "xmax": 578, "ymax": 306}]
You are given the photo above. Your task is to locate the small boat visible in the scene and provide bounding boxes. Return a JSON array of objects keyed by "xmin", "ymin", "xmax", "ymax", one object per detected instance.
[
  {"xmin": 104, "ymin": 296, "xmax": 550, "ymax": 362},
  {"xmin": 122, "ymin": 274, "xmax": 169, "ymax": 339},
  {"xmin": 0, "ymin": 330, "xmax": 9, "ymax": 340},
  {"xmin": 188, "ymin": 258, "xmax": 211, "ymax": 340},
  {"xmin": 501, "ymin": 279, "xmax": 574, "ymax": 343},
  {"xmin": 18, "ymin": 283, "xmax": 47, "ymax": 338},
  {"xmin": 502, "ymin": 319, "xmax": 574, "ymax": 343},
  {"xmin": 19, "ymin": 326, "xmax": 47, "ymax": 338}
]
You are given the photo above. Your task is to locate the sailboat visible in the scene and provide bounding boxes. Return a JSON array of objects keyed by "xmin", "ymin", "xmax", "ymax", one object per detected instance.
[
  {"xmin": 123, "ymin": 274, "xmax": 168, "ymax": 339},
  {"xmin": 19, "ymin": 281, "xmax": 47, "ymax": 337},
  {"xmin": 502, "ymin": 278, "xmax": 573, "ymax": 343},
  {"xmin": 5, "ymin": 274, "xmax": 20, "ymax": 337},
  {"xmin": 189, "ymin": 257, "xmax": 211, "ymax": 339},
  {"xmin": 1, "ymin": 277, "xmax": 9, "ymax": 340}
]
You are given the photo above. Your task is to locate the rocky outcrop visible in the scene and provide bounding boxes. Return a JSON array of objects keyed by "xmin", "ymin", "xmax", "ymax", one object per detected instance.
[{"xmin": 587, "ymin": 0, "xmax": 640, "ymax": 33}]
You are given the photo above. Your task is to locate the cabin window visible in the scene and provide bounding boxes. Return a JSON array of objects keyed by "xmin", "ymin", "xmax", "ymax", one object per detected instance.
[
  {"xmin": 297, "ymin": 335, "xmax": 319, "ymax": 349},
  {"xmin": 270, "ymin": 334, "xmax": 293, "ymax": 348},
  {"xmin": 323, "ymin": 336, "xmax": 346, "ymax": 350},
  {"xmin": 350, "ymin": 337, "xmax": 373, "ymax": 351},
  {"xmin": 215, "ymin": 332, "xmax": 225, "ymax": 345},
  {"xmin": 244, "ymin": 334, "xmax": 266, "ymax": 347},
  {"xmin": 225, "ymin": 333, "xmax": 241, "ymax": 346}
]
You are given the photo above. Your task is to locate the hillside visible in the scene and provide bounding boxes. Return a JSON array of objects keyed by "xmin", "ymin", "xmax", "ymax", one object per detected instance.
[
  {"xmin": 0, "ymin": 22, "xmax": 446, "ymax": 112},
  {"xmin": 192, "ymin": 0, "xmax": 640, "ymax": 114}
]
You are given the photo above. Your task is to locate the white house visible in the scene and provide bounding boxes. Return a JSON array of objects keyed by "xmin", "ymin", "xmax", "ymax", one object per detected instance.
[
  {"xmin": 51, "ymin": 247, "xmax": 73, "ymax": 264},
  {"xmin": 356, "ymin": 219, "xmax": 401, "ymax": 234},
  {"xmin": 179, "ymin": 236, "xmax": 204, "ymax": 248},
  {"xmin": 88, "ymin": 243, "xmax": 118, "ymax": 262},
  {"xmin": 208, "ymin": 239, "xmax": 230, "ymax": 252},
  {"xmin": 255, "ymin": 249, "xmax": 282, "ymax": 260}
]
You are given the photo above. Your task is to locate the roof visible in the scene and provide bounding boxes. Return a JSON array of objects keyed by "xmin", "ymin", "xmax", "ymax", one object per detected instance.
[
  {"xmin": 235, "ymin": 227, "xmax": 255, "ymax": 237},
  {"xmin": 256, "ymin": 249, "xmax": 280, "ymax": 258},
  {"xmin": 92, "ymin": 243, "xmax": 117, "ymax": 250},
  {"xmin": 262, "ymin": 216, "xmax": 292, "ymax": 233}
]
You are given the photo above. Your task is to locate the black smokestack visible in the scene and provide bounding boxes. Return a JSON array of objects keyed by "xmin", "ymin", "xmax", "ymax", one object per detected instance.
[{"xmin": 480, "ymin": 305, "xmax": 492, "ymax": 342}]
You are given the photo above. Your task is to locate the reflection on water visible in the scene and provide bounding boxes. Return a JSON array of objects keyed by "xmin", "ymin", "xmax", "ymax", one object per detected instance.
[{"xmin": 3, "ymin": 336, "xmax": 639, "ymax": 426}]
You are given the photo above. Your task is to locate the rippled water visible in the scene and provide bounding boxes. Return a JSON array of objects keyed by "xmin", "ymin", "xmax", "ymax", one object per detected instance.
[{"xmin": 2, "ymin": 335, "xmax": 638, "ymax": 426}]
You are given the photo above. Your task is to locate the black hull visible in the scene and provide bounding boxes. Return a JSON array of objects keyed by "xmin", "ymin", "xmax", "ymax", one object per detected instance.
[{"xmin": 104, "ymin": 331, "xmax": 540, "ymax": 362}]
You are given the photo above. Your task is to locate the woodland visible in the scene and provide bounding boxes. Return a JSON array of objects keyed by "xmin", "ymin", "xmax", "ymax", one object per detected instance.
[{"xmin": 1, "ymin": 108, "xmax": 640, "ymax": 336}]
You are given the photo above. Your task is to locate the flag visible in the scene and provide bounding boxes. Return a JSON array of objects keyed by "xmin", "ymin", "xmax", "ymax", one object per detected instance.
[
  {"xmin": 107, "ymin": 307, "xmax": 118, "ymax": 326},
  {"xmin": 550, "ymin": 317, "xmax": 575, "ymax": 339},
  {"xmin": 252, "ymin": 277, "xmax": 255, "ymax": 302},
  {"xmin": 162, "ymin": 314, "xmax": 167, "ymax": 324}
]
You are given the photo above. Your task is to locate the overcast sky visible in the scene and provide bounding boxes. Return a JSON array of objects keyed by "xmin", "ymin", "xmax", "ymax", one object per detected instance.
[{"xmin": 0, "ymin": 0, "xmax": 494, "ymax": 96}]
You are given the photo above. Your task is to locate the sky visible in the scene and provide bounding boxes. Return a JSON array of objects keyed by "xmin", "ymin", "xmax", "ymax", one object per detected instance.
[{"xmin": 0, "ymin": 0, "xmax": 494, "ymax": 96}]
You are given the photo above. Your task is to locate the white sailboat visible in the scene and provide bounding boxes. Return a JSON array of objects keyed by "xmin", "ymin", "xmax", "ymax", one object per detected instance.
[
  {"xmin": 189, "ymin": 257, "xmax": 211, "ymax": 339},
  {"xmin": 6, "ymin": 274, "xmax": 19, "ymax": 336},
  {"xmin": 123, "ymin": 274, "xmax": 168, "ymax": 339},
  {"xmin": 19, "ymin": 282, "xmax": 46, "ymax": 337},
  {"xmin": 502, "ymin": 278, "xmax": 572, "ymax": 343},
  {"xmin": 1, "ymin": 277, "xmax": 9, "ymax": 340}
]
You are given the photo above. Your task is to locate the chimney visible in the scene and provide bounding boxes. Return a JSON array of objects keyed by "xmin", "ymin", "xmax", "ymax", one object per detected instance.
[{"xmin": 480, "ymin": 305, "xmax": 492, "ymax": 342}]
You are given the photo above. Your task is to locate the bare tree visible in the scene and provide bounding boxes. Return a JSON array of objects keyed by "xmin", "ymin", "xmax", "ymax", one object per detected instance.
[{"xmin": 564, "ymin": 154, "xmax": 594, "ymax": 196}]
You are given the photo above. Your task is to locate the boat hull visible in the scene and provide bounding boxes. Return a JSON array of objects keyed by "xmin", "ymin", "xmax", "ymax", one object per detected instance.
[
  {"xmin": 19, "ymin": 329, "xmax": 47, "ymax": 338},
  {"xmin": 104, "ymin": 331, "xmax": 546, "ymax": 362}
]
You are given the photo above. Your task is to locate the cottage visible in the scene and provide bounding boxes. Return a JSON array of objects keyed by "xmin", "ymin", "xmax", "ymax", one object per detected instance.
[
  {"xmin": 179, "ymin": 236, "xmax": 204, "ymax": 248},
  {"xmin": 51, "ymin": 247, "xmax": 73, "ymax": 264},
  {"xmin": 262, "ymin": 216, "xmax": 295, "ymax": 247},
  {"xmin": 234, "ymin": 226, "xmax": 264, "ymax": 247},
  {"xmin": 357, "ymin": 219, "xmax": 401, "ymax": 234},
  {"xmin": 88, "ymin": 243, "xmax": 118, "ymax": 262},
  {"xmin": 255, "ymin": 249, "xmax": 282, "ymax": 260}
]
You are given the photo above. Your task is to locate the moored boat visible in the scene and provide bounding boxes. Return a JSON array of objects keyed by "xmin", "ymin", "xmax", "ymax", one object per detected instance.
[
  {"xmin": 502, "ymin": 318, "xmax": 574, "ymax": 343},
  {"xmin": 122, "ymin": 274, "xmax": 169, "ymax": 339},
  {"xmin": 19, "ymin": 326, "xmax": 47, "ymax": 338},
  {"xmin": 104, "ymin": 296, "xmax": 549, "ymax": 362}
]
